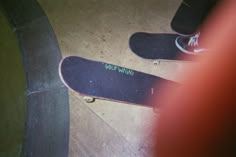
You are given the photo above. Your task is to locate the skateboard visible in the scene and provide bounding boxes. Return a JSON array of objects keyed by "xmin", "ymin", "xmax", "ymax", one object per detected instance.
[
  {"xmin": 171, "ymin": 0, "xmax": 219, "ymax": 35},
  {"xmin": 129, "ymin": 32, "xmax": 194, "ymax": 61},
  {"xmin": 59, "ymin": 56, "xmax": 178, "ymax": 108}
]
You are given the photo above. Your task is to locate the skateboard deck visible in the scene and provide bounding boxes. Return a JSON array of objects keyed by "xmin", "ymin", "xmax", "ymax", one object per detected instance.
[
  {"xmin": 129, "ymin": 32, "xmax": 194, "ymax": 61},
  {"xmin": 59, "ymin": 56, "xmax": 178, "ymax": 107},
  {"xmin": 171, "ymin": 0, "xmax": 219, "ymax": 35}
]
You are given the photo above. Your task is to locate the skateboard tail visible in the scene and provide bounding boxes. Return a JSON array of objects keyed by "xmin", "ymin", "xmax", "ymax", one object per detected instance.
[{"xmin": 58, "ymin": 57, "xmax": 74, "ymax": 90}]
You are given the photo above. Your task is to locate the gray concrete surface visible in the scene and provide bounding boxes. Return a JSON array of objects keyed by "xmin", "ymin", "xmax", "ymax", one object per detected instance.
[{"xmin": 38, "ymin": 0, "xmax": 187, "ymax": 156}]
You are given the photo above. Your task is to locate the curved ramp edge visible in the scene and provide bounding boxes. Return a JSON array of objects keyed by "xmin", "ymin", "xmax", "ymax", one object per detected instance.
[{"xmin": 0, "ymin": 0, "xmax": 70, "ymax": 157}]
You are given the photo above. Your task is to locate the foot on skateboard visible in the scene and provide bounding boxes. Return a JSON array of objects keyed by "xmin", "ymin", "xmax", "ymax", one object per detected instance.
[{"xmin": 129, "ymin": 32, "xmax": 195, "ymax": 61}]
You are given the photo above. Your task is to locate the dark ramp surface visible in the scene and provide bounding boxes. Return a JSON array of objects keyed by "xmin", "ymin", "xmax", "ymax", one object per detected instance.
[
  {"xmin": 0, "ymin": 0, "xmax": 69, "ymax": 157},
  {"xmin": 129, "ymin": 32, "xmax": 193, "ymax": 61},
  {"xmin": 60, "ymin": 56, "xmax": 177, "ymax": 107},
  {"xmin": 0, "ymin": 6, "xmax": 26, "ymax": 157}
]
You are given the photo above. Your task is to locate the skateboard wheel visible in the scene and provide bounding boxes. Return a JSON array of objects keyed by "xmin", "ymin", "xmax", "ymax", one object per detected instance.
[
  {"xmin": 153, "ymin": 60, "xmax": 160, "ymax": 65},
  {"xmin": 83, "ymin": 96, "xmax": 95, "ymax": 103}
]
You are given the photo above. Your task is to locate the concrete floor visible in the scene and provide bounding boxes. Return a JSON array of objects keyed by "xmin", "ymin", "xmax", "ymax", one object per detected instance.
[{"xmin": 38, "ymin": 0, "xmax": 186, "ymax": 156}]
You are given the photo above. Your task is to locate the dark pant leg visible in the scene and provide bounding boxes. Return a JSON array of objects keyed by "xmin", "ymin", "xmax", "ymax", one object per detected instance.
[
  {"xmin": 171, "ymin": 0, "xmax": 220, "ymax": 35},
  {"xmin": 184, "ymin": 0, "xmax": 220, "ymax": 23}
]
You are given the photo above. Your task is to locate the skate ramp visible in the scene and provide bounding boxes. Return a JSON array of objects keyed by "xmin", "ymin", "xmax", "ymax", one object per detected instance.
[
  {"xmin": 0, "ymin": 0, "xmax": 69, "ymax": 157},
  {"xmin": 0, "ymin": 8, "xmax": 26, "ymax": 157}
]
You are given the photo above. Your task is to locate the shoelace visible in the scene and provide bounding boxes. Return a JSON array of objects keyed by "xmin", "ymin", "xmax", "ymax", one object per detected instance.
[{"xmin": 188, "ymin": 32, "xmax": 200, "ymax": 47}]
